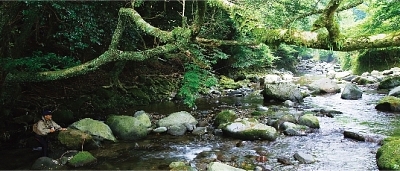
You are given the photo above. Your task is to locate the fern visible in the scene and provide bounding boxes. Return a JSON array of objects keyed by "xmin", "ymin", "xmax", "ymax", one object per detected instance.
[{"xmin": 178, "ymin": 64, "xmax": 217, "ymax": 108}]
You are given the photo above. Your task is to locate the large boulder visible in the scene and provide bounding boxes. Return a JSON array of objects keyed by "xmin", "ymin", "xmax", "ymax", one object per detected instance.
[
  {"xmin": 341, "ymin": 83, "xmax": 363, "ymax": 100},
  {"xmin": 214, "ymin": 110, "xmax": 237, "ymax": 127},
  {"xmin": 375, "ymin": 96, "xmax": 400, "ymax": 112},
  {"xmin": 221, "ymin": 118, "xmax": 277, "ymax": 141},
  {"xmin": 379, "ymin": 76, "xmax": 400, "ymax": 89},
  {"xmin": 376, "ymin": 138, "xmax": 400, "ymax": 170},
  {"xmin": 298, "ymin": 114, "xmax": 320, "ymax": 129},
  {"xmin": 69, "ymin": 118, "xmax": 116, "ymax": 142},
  {"xmin": 157, "ymin": 111, "xmax": 198, "ymax": 136},
  {"xmin": 106, "ymin": 112, "xmax": 151, "ymax": 140},
  {"xmin": 58, "ymin": 129, "xmax": 96, "ymax": 150},
  {"xmin": 261, "ymin": 82, "xmax": 304, "ymax": 103},
  {"xmin": 308, "ymin": 77, "xmax": 340, "ymax": 94}
]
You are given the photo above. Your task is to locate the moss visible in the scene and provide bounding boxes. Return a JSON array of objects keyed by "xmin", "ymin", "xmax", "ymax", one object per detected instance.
[
  {"xmin": 379, "ymin": 76, "xmax": 400, "ymax": 90},
  {"xmin": 376, "ymin": 139, "xmax": 400, "ymax": 170},
  {"xmin": 68, "ymin": 151, "xmax": 97, "ymax": 167},
  {"xmin": 214, "ymin": 110, "xmax": 237, "ymax": 127},
  {"xmin": 219, "ymin": 75, "xmax": 241, "ymax": 89},
  {"xmin": 376, "ymin": 96, "xmax": 400, "ymax": 112}
]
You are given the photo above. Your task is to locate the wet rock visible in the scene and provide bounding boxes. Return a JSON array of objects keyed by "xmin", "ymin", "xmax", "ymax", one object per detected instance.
[
  {"xmin": 280, "ymin": 122, "xmax": 309, "ymax": 136},
  {"xmin": 192, "ymin": 127, "xmax": 207, "ymax": 135},
  {"xmin": 58, "ymin": 129, "xmax": 95, "ymax": 150},
  {"xmin": 343, "ymin": 130, "xmax": 365, "ymax": 141},
  {"xmin": 375, "ymin": 96, "xmax": 400, "ymax": 112},
  {"xmin": 256, "ymin": 105, "xmax": 269, "ymax": 111},
  {"xmin": 261, "ymin": 82, "xmax": 304, "ymax": 103},
  {"xmin": 207, "ymin": 162, "xmax": 245, "ymax": 171},
  {"xmin": 68, "ymin": 151, "xmax": 97, "ymax": 167},
  {"xmin": 298, "ymin": 114, "xmax": 320, "ymax": 129},
  {"xmin": 293, "ymin": 152, "xmax": 315, "ymax": 164},
  {"xmin": 388, "ymin": 86, "xmax": 400, "ymax": 97},
  {"xmin": 341, "ymin": 83, "xmax": 363, "ymax": 100},
  {"xmin": 214, "ymin": 110, "xmax": 237, "ymax": 127},
  {"xmin": 31, "ymin": 157, "xmax": 67, "ymax": 170},
  {"xmin": 277, "ymin": 156, "xmax": 293, "ymax": 165},
  {"xmin": 167, "ymin": 124, "xmax": 187, "ymax": 136},
  {"xmin": 157, "ymin": 111, "xmax": 198, "ymax": 128},
  {"xmin": 283, "ymin": 100, "xmax": 295, "ymax": 107},
  {"xmin": 379, "ymin": 76, "xmax": 400, "ymax": 89},
  {"xmin": 308, "ymin": 77, "xmax": 341, "ymax": 94},
  {"xmin": 221, "ymin": 118, "xmax": 277, "ymax": 141},
  {"xmin": 106, "ymin": 114, "xmax": 151, "ymax": 140},
  {"xmin": 153, "ymin": 126, "xmax": 167, "ymax": 133},
  {"xmin": 70, "ymin": 118, "xmax": 116, "ymax": 142}
]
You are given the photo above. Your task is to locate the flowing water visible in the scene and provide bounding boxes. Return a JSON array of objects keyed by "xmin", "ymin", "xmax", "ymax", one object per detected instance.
[{"xmin": 2, "ymin": 82, "xmax": 400, "ymax": 170}]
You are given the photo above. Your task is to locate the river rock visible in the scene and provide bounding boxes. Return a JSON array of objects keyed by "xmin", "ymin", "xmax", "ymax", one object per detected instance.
[
  {"xmin": 31, "ymin": 157, "xmax": 67, "ymax": 170},
  {"xmin": 308, "ymin": 77, "xmax": 340, "ymax": 94},
  {"xmin": 388, "ymin": 86, "xmax": 400, "ymax": 97},
  {"xmin": 280, "ymin": 122, "xmax": 309, "ymax": 136},
  {"xmin": 375, "ymin": 96, "xmax": 400, "ymax": 112},
  {"xmin": 214, "ymin": 110, "xmax": 237, "ymax": 127},
  {"xmin": 69, "ymin": 118, "xmax": 117, "ymax": 142},
  {"xmin": 157, "ymin": 111, "xmax": 198, "ymax": 128},
  {"xmin": 167, "ymin": 124, "xmax": 187, "ymax": 136},
  {"xmin": 68, "ymin": 151, "xmax": 97, "ymax": 168},
  {"xmin": 379, "ymin": 76, "xmax": 400, "ymax": 89},
  {"xmin": 261, "ymin": 82, "xmax": 304, "ymax": 103},
  {"xmin": 106, "ymin": 114, "xmax": 151, "ymax": 140},
  {"xmin": 293, "ymin": 152, "xmax": 315, "ymax": 164},
  {"xmin": 58, "ymin": 129, "xmax": 95, "ymax": 150},
  {"xmin": 298, "ymin": 114, "xmax": 320, "ymax": 129},
  {"xmin": 343, "ymin": 130, "xmax": 365, "ymax": 141},
  {"xmin": 221, "ymin": 118, "xmax": 277, "ymax": 141},
  {"xmin": 341, "ymin": 83, "xmax": 362, "ymax": 100},
  {"xmin": 376, "ymin": 139, "xmax": 400, "ymax": 170},
  {"xmin": 207, "ymin": 162, "xmax": 245, "ymax": 171}
]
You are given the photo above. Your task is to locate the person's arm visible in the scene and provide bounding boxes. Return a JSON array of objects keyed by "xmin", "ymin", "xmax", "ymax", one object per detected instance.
[{"xmin": 51, "ymin": 120, "xmax": 67, "ymax": 131}]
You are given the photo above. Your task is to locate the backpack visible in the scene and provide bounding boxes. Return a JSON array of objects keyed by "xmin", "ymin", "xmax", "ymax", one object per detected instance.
[{"xmin": 32, "ymin": 120, "xmax": 42, "ymax": 135}]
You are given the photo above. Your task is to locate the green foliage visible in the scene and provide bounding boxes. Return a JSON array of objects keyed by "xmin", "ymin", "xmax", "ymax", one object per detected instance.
[
  {"xmin": 178, "ymin": 64, "xmax": 217, "ymax": 108},
  {"xmin": 1, "ymin": 51, "xmax": 80, "ymax": 72},
  {"xmin": 352, "ymin": 48, "xmax": 400, "ymax": 75},
  {"xmin": 359, "ymin": 1, "xmax": 400, "ymax": 34},
  {"xmin": 337, "ymin": 51, "xmax": 357, "ymax": 71},
  {"xmin": 272, "ymin": 44, "xmax": 299, "ymax": 72},
  {"xmin": 230, "ymin": 44, "xmax": 276, "ymax": 69}
]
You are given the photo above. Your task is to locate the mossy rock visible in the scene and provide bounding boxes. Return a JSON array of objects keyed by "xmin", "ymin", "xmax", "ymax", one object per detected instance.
[
  {"xmin": 58, "ymin": 129, "xmax": 94, "ymax": 150},
  {"xmin": 379, "ymin": 76, "xmax": 400, "ymax": 90},
  {"xmin": 68, "ymin": 151, "xmax": 97, "ymax": 167},
  {"xmin": 375, "ymin": 96, "xmax": 400, "ymax": 112},
  {"xmin": 214, "ymin": 110, "xmax": 237, "ymax": 127},
  {"xmin": 298, "ymin": 114, "xmax": 320, "ymax": 129},
  {"xmin": 219, "ymin": 75, "xmax": 241, "ymax": 89},
  {"xmin": 376, "ymin": 139, "xmax": 400, "ymax": 170}
]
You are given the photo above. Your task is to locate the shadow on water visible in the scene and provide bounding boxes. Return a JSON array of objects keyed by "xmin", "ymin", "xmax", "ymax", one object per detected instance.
[{"xmin": 2, "ymin": 85, "xmax": 400, "ymax": 170}]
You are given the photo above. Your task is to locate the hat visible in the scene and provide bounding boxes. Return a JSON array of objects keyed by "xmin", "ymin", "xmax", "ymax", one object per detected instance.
[{"xmin": 42, "ymin": 110, "xmax": 52, "ymax": 116}]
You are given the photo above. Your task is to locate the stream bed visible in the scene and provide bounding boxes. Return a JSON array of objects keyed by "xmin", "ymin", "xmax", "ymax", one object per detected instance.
[{"xmin": 1, "ymin": 81, "xmax": 399, "ymax": 170}]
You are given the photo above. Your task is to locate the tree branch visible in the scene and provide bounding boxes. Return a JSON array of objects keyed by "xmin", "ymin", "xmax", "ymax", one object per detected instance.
[
  {"xmin": 4, "ymin": 44, "xmax": 178, "ymax": 83},
  {"xmin": 283, "ymin": 0, "xmax": 363, "ymax": 28}
]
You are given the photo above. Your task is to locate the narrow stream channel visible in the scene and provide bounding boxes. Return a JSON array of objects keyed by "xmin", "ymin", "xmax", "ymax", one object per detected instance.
[{"xmin": 83, "ymin": 83, "xmax": 398, "ymax": 171}]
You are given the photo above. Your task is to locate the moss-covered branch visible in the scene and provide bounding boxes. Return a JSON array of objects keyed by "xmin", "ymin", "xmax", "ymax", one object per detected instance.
[
  {"xmin": 119, "ymin": 8, "xmax": 173, "ymax": 42},
  {"xmin": 262, "ymin": 29, "xmax": 400, "ymax": 51},
  {"xmin": 4, "ymin": 44, "xmax": 178, "ymax": 83},
  {"xmin": 195, "ymin": 37, "xmax": 258, "ymax": 47},
  {"xmin": 312, "ymin": 0, "xmax": 342, "ymax": 45},
  {"xmin": 283, "ymin": 0, "xmax": 363, "ymax": 28}
]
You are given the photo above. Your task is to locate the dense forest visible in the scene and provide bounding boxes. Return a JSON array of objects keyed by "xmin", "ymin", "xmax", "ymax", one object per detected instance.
[{"xmin": 1, "ymin": 0, "xmax": 400, "ymax": 131}]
